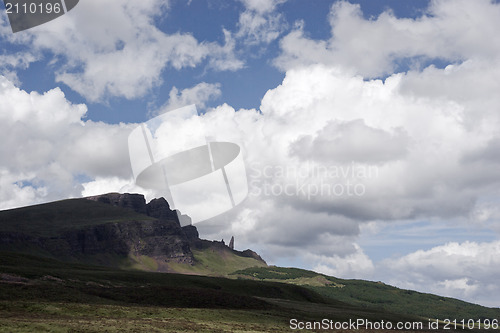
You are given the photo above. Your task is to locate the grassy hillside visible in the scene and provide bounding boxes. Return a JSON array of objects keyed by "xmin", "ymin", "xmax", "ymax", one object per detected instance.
[
  {"xmin": 166, "ymin": 247, "xmax": 267, "ymax": 276},
  {"xmin": 231, "ymin": 266, "xmax": 500, "ymax": 322},
  {"xmin": 0, "ymin": 198, "xmax": 495, "ymax": 331},
  {"xmin": 0, "ymin": 252, "xmax": 323, "ymax": 307},
  {"xmin": 0, "ymin": 198, "xmax": 154, "ymax": 237},
  {"xmin": 0, "ymin": 252, "xmax": 439, "ymax": 332}
]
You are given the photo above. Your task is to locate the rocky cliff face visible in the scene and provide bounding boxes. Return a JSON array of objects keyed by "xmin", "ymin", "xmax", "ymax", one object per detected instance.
[
  {"xmin": 0, "ymin": 193, "xmax": 267, "ymax": 272},
  {"xmin": 0, "ymin": 193, "xmax": 196, "ymax": 267},
  {"xmin": 82, "ymin": 193, "xmax": 194, "ymax": 265},
  {"xmin": 146, "ymin": 197, "xmax": 179, "ymax": 221},
  {"xmin": 86, "ymin": 193, "xmax": 192, "ymax": 226},
  {"xmin": 83, "ymin": 194, "xmax": 268, "ymax": 267},
  {"xmin": 58, "ymin": 219, "xmax": 194, "ymax": 264}
]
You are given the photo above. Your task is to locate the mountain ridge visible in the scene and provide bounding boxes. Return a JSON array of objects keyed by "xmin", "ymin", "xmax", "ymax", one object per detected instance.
[
  {"xmin": 0, "ymin": 193, "xmax": 266, "ymax": 274},
  {"xmin": 0, "ymin": 194, "xmax": 499, "ymax": 331}
]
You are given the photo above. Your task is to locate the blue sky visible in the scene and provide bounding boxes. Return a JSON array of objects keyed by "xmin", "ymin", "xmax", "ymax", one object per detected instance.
[
  {"xmin": 1, "ymin": 0, "xmax": 500, "ymax": 307},
  {"xmin": 9, "ymin": 0, "xmax": 433, "ymax": 124}
]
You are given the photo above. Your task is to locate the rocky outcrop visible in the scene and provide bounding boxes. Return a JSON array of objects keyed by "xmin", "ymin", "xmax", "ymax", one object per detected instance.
[
  {"xmin": 81, "ymin": 193, "xmax": 194, "ymax": 265},
  {"xmin": 0, "ymin": 193, "xmax": 196, "ymax": 267},
  {"xmin": 240, "ymin": 249, "xmax": 267, "ymax": 264},
  {"xmin": 2, "ymin": 219, "xmax": 195, "ymax": 266},
  {"xmin": 64, "ymin": 219, "xmax": 193, "ymax": 263},
  {"xmin": 87, "ymin": 193, "xmax": 148, "ymax": 214},
  {"xmin": 182, "ymin": 225, "xmax": 199, "ymax": 242},
  {"xmin": 146, "ymin": 197, "xmax": 179, "ymax": 222},
  {"xmin": 0, "ymin": 193, "xmax": 267, "ymax": 270},
  {"xmin": 87, "ymin": 193, "xmax": 182, "ymax": 225}
]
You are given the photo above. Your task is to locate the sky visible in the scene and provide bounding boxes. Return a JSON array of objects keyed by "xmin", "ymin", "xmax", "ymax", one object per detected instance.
[{"xmin": 1, "ymin": 0, "xmax": 500, "ymax": 308}]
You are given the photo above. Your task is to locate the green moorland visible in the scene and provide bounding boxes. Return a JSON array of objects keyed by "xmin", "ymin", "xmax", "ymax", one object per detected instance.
[
  {"xmin": 0, "ymin": 252, "xmax": 451, "ymax": 333},
  {"xmin": 230, "ymin": 266, "xmax": 500, "ymax": 323},
  {"xmin": 0, "ymin": 198, "xmax": 497, "ymax": 331}
]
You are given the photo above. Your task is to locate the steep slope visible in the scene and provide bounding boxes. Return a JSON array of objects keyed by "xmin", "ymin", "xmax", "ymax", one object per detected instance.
[
  {"xmin": 0, "ymin": 194, "xmax": 194, "ymax": 267},
  {"xmin": 0, "ymin": 193, "xmax": 266, "ymax": 275}
]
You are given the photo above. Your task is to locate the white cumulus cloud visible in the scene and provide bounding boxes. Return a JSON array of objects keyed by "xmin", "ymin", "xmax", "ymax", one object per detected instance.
[
  {"xmin": 236, "ymin": 0, "xmax": 288, "ymax": 45},
  {"xmin": 2, "ymin": 0, "xmax": 243, "ymax": 102},
  {"xmin": 379, "ymin": 241, "xmax": 500, "ymax": 307},
  {"xmin": 275, "ymin": 0, "xmax": 500, "ymax": 77},
  {"xmin": 153, "ymin": 82, "xmax": 222, "ymax": 116},
  {"xmin": 0, "ymin": 75, "xmax": 134, "ymax": 208}
]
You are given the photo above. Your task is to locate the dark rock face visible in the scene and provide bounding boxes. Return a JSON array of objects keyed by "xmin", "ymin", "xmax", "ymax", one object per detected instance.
[
  {"xmin": 182, "ymin": 225, "xmax": 199, "ymax": 242},
  {"xmin": 4, "ymin": 219, "xmax": 195, "ymax": 265},
  {"xmin": 80, "ymin": 193, "xmax": 194, "ymax": 265},
  {"xmin": 240, "ymin": 249, "xmax": 267, "ymax": 264},
  {"xmin": 87, "ymin": 193, "xmax": 147, "ymax": 214},
  {"xmin": 146, "ymin": 198, "xmax": 179, "ymax": 222},
  {"xmin": 63, "ymin": 220, "xmax": 193, "ymax": 263},
  {"xmin": 87, "ymin": 193, "xmax": 182, "ymax": 225}
]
